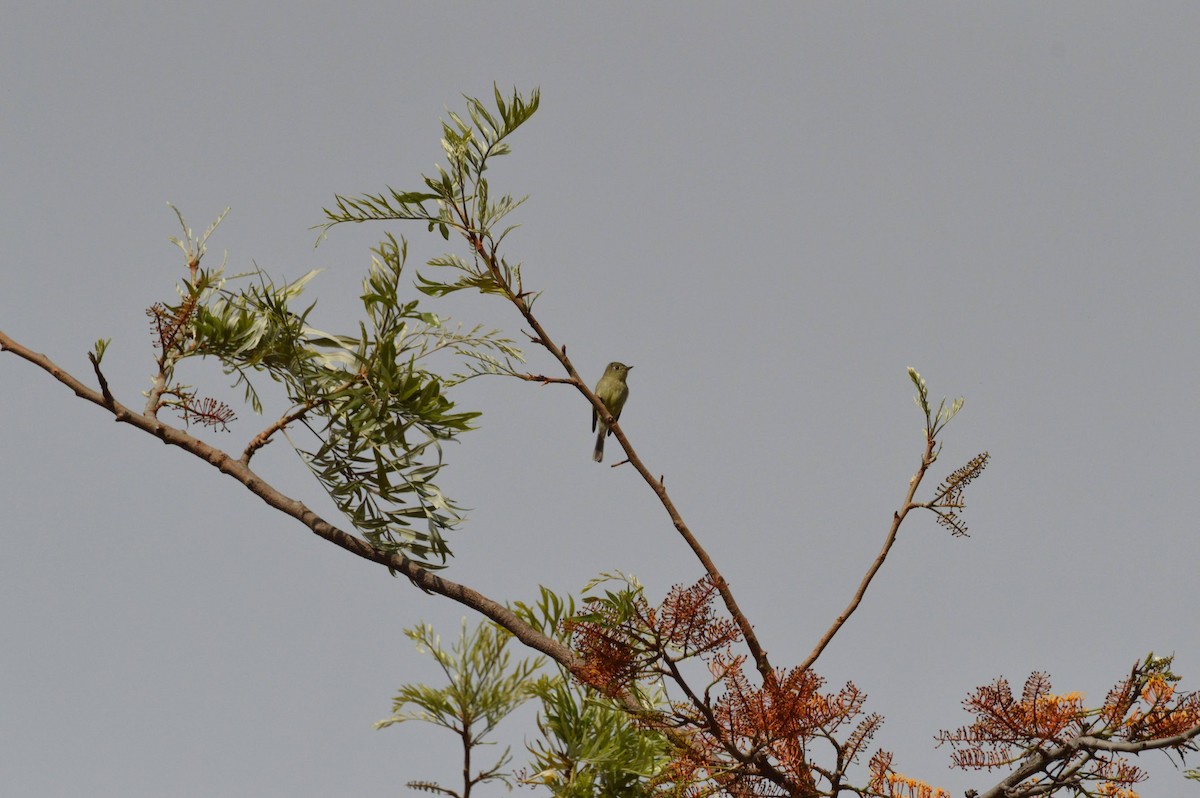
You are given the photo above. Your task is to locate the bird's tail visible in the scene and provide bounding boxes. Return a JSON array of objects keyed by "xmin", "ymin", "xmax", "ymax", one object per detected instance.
[{"xmin": 593, "ymin": 425, "xmax": 606, "ymax": 462}]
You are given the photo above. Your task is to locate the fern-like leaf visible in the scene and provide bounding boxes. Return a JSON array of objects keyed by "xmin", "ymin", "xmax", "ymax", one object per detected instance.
[{"xmin": 929, "ymin": 451, "xmax": 990, "ymax": 537}]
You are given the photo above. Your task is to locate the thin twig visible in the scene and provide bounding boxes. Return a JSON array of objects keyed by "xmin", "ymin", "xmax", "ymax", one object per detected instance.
[
  {"xmin": 87, "ymin": 351, "xmax": 116, "ymax": 409},
  {"xmin": 512, "ymin": 372, "xmax": 576, "ymax": 386},
  {"xmin": 463, "ymin": 232, "xmax": 779, "ymax": 691},
  {"xmin": 797, "ymin": 435, "xmax": 936, "ymax": 674},
  {"xmin": 241, "ymin": 402, "xmax": 315, "ymax": 464}
]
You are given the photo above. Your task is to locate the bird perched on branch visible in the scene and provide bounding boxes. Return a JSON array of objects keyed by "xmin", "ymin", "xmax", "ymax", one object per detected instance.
[{"xmin": 592, "ymin": 362, "xmax": 632, "ymax": 463}]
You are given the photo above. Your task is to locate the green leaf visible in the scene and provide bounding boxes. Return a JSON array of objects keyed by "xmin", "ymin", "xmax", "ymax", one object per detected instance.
[{"xmin": 91, "ymin": 338, "xmax": 111, "ymax": 363}]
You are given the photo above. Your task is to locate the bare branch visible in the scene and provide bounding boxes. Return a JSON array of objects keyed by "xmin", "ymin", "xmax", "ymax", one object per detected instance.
[
  {"xmin": 241, "ymin": 401, "xmax": 315, "ymax": 464},
  {"xmin": 512, "ymin": 371, "xmax": 576, "ymax": 386},
  {"xmin": 798, "ymin": 435, "xmax": 936, "ymax": 674},
  {"xmin": 87, "ymin": 350, "xmax": 116, "ymax": 409},
  {"xmin": 462, "ymin": 234, "xmax": 780, "ymax": 691}
]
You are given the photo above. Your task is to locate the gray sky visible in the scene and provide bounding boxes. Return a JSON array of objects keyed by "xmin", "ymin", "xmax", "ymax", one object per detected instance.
[{"xmin": 3, "ymin": 3, "xmax": 1199, "ymax": 796}]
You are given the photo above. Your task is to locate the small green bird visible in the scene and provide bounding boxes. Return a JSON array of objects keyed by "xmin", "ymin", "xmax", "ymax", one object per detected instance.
[{"xmin": 592, "ymin": 362, "xmax": 632, "ymax": 463}]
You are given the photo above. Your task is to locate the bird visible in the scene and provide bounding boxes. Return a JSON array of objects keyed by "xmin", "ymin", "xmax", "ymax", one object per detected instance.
[{"xmin": 592, "ymin": 362, "xmax": 632, "ymax": 462}]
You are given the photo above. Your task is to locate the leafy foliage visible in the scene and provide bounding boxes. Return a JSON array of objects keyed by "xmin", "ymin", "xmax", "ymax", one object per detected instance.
[
  {"xmin": 907, "ymin": 368, "xmax": 988, "ymax": 537},
  {"xmin": 320, "ymin": 86, "xmax": 542, "ymax": 312},
  {"xmin": 908, "ymin": 367, "xmax": 963, "ymax": 443},
  {"xmin": 513, "ymin": 585, "xmax": 675, "ymax": 797},
  {"xmin": 378, "ymin": 620, "xmax": 543, "ymax": 797},
  {"xmin": 523, "ymin": 675, "xmax": 673, "ymax": 798},
  {"xmin": 147, "ymin": 212, "xmax": 521, "ymax": 566}
]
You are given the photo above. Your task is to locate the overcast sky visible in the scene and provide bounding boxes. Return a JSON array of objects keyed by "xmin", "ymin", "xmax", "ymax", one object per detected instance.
[{"xmin": 3, "ymin": 4, "xmax": 1199, "ymax": 796}]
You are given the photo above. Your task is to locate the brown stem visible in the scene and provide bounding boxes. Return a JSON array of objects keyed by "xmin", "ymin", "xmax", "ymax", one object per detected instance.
[
  {"xmin": 0, "ymin": 329, "xmax": 581, "ymax": 673},
  {"xmin": 461, "ymin": 723, "xmax": 472, "ymax": 798},
  {"xmin": 797, "ymin": 435, "xmax": 936, "ymax": 674},
  {"xmin": 87, "ymin": 351, "xmax": 116, "ymax": 409},
  {"xmin": 512, "ymin": 371, "xmax": 575, "ymax": 386},
  {"xmin": 464, "ymin": 235, "xmax": 779, "ymax": 690},
  {"xmin": 241, "ymin": 402, "xmax": 315, "ymax": 464}
]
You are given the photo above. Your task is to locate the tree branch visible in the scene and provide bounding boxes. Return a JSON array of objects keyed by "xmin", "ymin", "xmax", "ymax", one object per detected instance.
[
  {"xmin": 972, "ymin": 721, "xmax": 1200, "ymax": 798},
  {"xmin": 798, "ymin": 435, "xmax": 936, "ymax": 674},
  {"xmin": 241, "ymin": 401, "xmax": 316, "ymax": 464},
  {"xmin": 0, "ymin": 329, "xmax": 581, "ymax": 673},
  {"xmin": 87, "ymin": 351, "xmax": 116, "ymax": 409},
  {"xmin": 1076, "ymin": 723, "xmax": 1200, "ymax": 753},
  {"xmin": 464, "ymin": 235, "xmax": 779, "ymax": 690}
]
